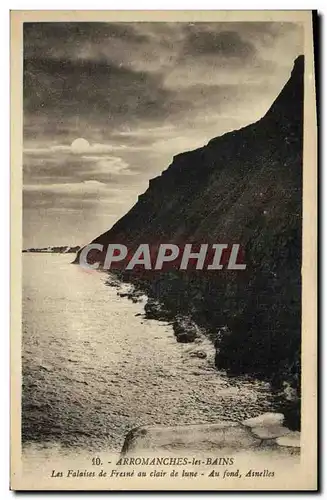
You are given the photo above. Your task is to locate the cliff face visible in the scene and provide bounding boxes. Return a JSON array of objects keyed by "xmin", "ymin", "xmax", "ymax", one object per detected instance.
[
  {"xmin": 90, "ymin": 56, "xmax": 303, "ymax": 250},
  {"xmin": 79, "ymin": 56, "xmax": 304, "ymax": 427}
]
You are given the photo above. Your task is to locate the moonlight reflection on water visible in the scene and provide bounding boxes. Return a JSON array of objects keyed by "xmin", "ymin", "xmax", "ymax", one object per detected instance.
[{"xmin": 22, "ymin": 254, "xmax": 272, "ymax": 453}]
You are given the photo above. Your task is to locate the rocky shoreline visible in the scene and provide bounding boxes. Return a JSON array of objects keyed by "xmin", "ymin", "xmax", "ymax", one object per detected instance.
[
  {"xmin": 105, "ymin": 273, "xmax": 299, "ymax": 434},
  {"xmin": 113, "ymin": 280, "xmax": 208, "ymax": 345}
]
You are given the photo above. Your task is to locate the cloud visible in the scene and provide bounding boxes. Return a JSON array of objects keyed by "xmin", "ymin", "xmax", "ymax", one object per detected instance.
[
  {"xmin": 115, "ymin": 125, "xmax": 177, "ymax": 139},
  {"xmin": 23, "ymin": 57, "xmax": 173, "ymax": 135},
  {"xmin": 24, "ymin": 145, "xmax": 68, "ymax": 155},
  {"xmin": 23, "ymin": 21, "xmax": 303, "ymax": 144},
  {"xmin": 81, "ymin": 155, "xmax": 135, "ymax": 176},
  {"xmin": 24, "ymin": 22, "xmax": 149, "ymax": 61},
  {"xmin": 23, "ymin": 182, "xmax": 137, "ymax": 213},
  {"xmin": 23, "ymin": 149, "xmax": 135, "ymax": 188},
  {"xmin": 23, "ymin": 181, "xmax": 138, "ymax": 237},
  {"xmin": 24, "ymin": 142, "xmax": 128, "ymax": 155},
  {"xmin": 23, "ymin": 180, "xmax": 108, "ymax": 194},
  {"xmin": 184, "ymin": 29, "xmax": 256, "ymax": 58}
]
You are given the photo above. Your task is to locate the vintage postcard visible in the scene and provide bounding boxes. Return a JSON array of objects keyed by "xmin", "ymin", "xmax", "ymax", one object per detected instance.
[{"xmin": 11, "ymin": 10, "xmax": 317, "ymax": 491}]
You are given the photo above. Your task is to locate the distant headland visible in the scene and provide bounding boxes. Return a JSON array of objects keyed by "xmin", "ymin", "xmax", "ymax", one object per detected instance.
[{"xmin": 23, "ymin": 245, "xmax": 81, "ymax": 254}]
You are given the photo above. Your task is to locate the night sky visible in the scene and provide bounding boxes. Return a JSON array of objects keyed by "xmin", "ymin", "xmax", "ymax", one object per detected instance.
[{"xmin": 23, "ymin": 21, "xmax": 303, "ymax": 247}]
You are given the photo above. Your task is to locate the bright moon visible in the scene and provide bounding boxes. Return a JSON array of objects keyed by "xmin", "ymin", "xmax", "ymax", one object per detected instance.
[{"xmin": 71, "ymin": 138, "xmax": 90, "ymax": 152}]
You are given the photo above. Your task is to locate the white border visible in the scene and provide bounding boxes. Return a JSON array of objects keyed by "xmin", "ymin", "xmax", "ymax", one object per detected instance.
[{"xmin": 2, "ymin": 3, "xmax": 322, "ymax": 499}]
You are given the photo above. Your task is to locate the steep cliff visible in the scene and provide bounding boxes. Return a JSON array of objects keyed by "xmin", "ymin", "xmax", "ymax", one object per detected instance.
[{"xmin": 77, "ymin": 56, "xmax": 304, "ymax": 427}]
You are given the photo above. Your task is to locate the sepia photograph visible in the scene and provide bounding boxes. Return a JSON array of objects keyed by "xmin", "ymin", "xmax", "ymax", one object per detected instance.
[{"xmin": 10, "ymin": 10, "xmax": 317, "ymax": 491}]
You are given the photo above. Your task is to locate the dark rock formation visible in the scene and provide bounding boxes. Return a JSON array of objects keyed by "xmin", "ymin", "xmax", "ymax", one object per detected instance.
[
  {"xmin": 77, "ymin": 56, "xmax": 304, "ymax": 429},
  {"xmin": 144, "ymin": 298, "xmax": 173, "ymax": 321},
  {"xmin": 189, "ymin": 350, "xmax": 207, "ymax": 359},
  {"xmin": 173, "ymin": 316, "xmax": 199, "ymax": 343},
  {"xmin": 120, "ymin": 413, "xmax": 300, "ymax": 456}
]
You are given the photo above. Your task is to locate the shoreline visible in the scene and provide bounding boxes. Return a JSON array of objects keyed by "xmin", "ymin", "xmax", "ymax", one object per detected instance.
[{"xmin": 104, "ymin": 269, "xmax": 299, "ymax": 432}]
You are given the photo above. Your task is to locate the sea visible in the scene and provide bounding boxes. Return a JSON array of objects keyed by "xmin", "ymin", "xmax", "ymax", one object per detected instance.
[{"xmin": 22, "ymin": 253, "xmax": 273, "ymax": 455}]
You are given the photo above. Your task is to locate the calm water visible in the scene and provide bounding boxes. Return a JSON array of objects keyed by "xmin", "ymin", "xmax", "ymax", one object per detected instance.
[{"xmin": 22, "ymin": 254, "xmax": 273, "ymax": 453}]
